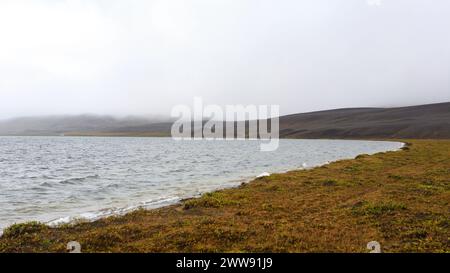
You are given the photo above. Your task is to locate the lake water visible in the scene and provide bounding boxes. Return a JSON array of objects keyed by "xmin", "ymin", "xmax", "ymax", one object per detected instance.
[{"xmin": 0, "ymin": 137, "xmax": 403, "ymax": 231}]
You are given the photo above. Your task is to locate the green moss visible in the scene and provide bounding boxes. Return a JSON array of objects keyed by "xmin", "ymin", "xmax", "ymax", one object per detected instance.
[
  {"xmin": 321, "ymin": 179, "xmax": 338, "ymax": 186},
  {"xmin": 184, "ymin": 192, "xmax": 240, "ymax": 209},
  {"xmin": 388, "ymin": 174, "xmax": 404, "ymax": 180},
  {"xmin": 2, "ymin": 222, "xmax": 48, "ymax": 238},
  {"xmin": 353, "ymin": 201, "xmax": 407, "ymax": 216},
  {"xmin": 84, "ymin": 230, "xmax": 124, "ymax": 250}
]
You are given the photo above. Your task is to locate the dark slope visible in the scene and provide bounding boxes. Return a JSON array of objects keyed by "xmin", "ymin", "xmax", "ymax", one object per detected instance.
[{"xmin": 278, "ymin": 102, "xmax": 450, "ymax": 139}]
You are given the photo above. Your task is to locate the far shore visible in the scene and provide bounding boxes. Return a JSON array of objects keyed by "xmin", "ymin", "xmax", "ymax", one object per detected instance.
[{"xmin": 0, "ymin": 139, "xmax": 448, "ymax": 253}]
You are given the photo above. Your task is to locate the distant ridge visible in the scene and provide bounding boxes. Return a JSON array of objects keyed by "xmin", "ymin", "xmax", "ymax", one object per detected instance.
[{"xmin": 0, "ymin": 102, "xmax": 449, "ymax": 139}]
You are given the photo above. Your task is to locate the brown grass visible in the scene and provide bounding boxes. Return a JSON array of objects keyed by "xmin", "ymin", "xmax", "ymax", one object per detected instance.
[{"xmin": 0, "ymin": 139, "xmax": 449, "ymax": 253}]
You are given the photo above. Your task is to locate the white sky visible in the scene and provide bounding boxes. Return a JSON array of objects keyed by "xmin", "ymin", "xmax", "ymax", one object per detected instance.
[{"xmin": 0, "ymin": 0, "xmax": 449, "ymax": 118}]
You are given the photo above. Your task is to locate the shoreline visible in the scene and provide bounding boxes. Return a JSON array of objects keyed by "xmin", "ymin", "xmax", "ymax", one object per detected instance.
[
  {"xmin": 0, "ymin": 139, "xmax": 404, "ymax": 234},
  {"xmin": 1, "ymin": 139, "xmax": 448, "ymax": 252}
]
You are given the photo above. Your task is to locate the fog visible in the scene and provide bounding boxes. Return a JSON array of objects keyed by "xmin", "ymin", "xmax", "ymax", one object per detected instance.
[{"xmin": 0, "ymin": 0, "xmax": 449, "ymax": 119}]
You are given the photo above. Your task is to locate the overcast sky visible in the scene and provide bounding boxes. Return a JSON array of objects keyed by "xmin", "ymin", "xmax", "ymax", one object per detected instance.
[{"xmin": 0, "ymin": 0, "xmax": 449, "ymax": 119}]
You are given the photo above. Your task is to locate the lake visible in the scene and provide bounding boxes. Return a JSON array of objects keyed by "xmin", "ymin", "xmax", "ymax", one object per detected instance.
[{"xmin": 0, "ymin": 137, "xmax": 403, "ymax": 231}]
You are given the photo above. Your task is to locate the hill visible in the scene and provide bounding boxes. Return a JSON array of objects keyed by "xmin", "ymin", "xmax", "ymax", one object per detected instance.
[
  {"xmin": 278, "ymin": 102, "xmax": 450, "ymax": 139},
  {"xmin": 0, "ymin": 102, "xmax": 448, "ymax": 139}
]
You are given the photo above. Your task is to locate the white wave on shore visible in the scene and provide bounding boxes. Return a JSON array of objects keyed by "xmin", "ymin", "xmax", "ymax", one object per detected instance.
[{"xmin": 47, "ymin": 196, "xmax": 181, "ymax": 227}]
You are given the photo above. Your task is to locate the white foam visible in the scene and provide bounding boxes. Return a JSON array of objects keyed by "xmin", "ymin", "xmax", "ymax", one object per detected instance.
[
  {"xmin": 256, "ymin": 172, "xmax": 271, "ymax": 178},
  {"xmin": 47, "ymin": 196, "xmax": 181, "ymax": 227}
]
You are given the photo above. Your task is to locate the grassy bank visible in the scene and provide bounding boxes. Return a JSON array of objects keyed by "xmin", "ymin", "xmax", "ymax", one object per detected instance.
[{"xmin": 0, "ymin": 140, "xmax": 449, "ymax": 253}]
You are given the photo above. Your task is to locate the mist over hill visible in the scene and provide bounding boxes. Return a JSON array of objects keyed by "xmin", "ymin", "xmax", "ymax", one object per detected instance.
[
  {"xmin": 0, "ymin": 115, "xmax": 171, "ymax": 136},
  {"xmin": 0, "ymin": 102, "xmax": 449, "ymax": 139}
]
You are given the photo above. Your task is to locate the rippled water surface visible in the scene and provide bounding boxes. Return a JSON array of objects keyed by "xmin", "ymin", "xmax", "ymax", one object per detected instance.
[{"xmin": 0, "ymin": 137, "xmax": 403, "ymax": 230}]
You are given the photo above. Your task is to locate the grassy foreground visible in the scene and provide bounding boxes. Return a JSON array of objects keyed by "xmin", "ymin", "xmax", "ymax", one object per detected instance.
[{"xmin": 0, "ymin": 140, "xmax": 448, "ymax": 253}]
